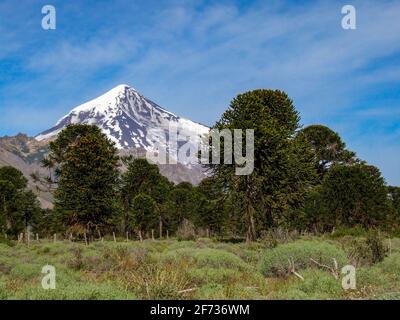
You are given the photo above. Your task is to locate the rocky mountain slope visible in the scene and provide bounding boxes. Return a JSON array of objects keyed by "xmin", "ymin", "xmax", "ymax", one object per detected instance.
[{"xmin": 0, "ymin": 85, "xmax": 211, "ymax": 208}]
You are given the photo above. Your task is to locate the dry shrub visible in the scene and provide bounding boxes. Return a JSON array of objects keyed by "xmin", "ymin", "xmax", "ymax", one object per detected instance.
[
  {"xmin": 260, "ymin": 228, "xmax": 300, "ymax": 248},
  {"xmin": 67, "ymin": 247, "xmax": 85, "ymax": 270},
  {"xmin": 122, "ymin": 261, "xmax": 193, "ymax": 299},
  {"xmin": 102, "ymin": 246, "xmax": 149, "ymax": 272},
  {"xmin": 176, "ymin": 219, "xmax": 196, "ymax": 241},
  {"xmin": 347, "ymin": 231, "xmax": 388, "ymax": 266}
]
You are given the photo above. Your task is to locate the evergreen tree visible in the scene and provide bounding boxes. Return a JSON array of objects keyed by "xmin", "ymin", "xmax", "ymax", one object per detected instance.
[
  {"xmin": 209, "ymin": 90, "xmax": 316, "ymax": 239},
  {"xmin": 47, "ymin": 124, "xmax": 120, "ymax": 236},
  {"xmin": 164, "ymin": 182, "xmax": 199, "ymax": 231},
  {"xmin": 130, "ymin": 193, "xmax": 157, "ymax": 235},
  {"xmin": 196, "ymin": 177, "xmax": 227, "ymax": 234},
  {"xmin": 0, "ymin": 166, "xmax": 41, "ymax": 235},
  {"xmin": 320, "ymin": 164, "xmax": 389, "ymax": 229},
  {"xmin": 120, "ymin": 157, "xmax": 172, "ymax": 231},
  {"xmin": 296, "ymin": 125, "xmax": 356, "ymax": 180}
]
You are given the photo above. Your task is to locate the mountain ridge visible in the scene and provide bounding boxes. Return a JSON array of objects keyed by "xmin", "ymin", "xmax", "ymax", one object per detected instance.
[
  {"xmin": 0, "ymin": 84, "xmax": 211, "ymax": 208},
  {"xmin": 36, "ymin": 84, "xmax": 209, "ymax": 155}
]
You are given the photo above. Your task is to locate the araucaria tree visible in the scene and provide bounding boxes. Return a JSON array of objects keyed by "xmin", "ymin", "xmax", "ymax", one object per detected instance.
[
  {"xmin": 130, "ymin": 193, "xmax": 158, "ymax": 236},
  {"xmin": 0, "ymin": 166, "xmax": 41, "ymax": 236},
  {"xmin": 46, "ymin": 124, "xmax": 119, "ymax": 237},
  {"xmin": 320, "ymin": 164, "xmax": 390, "ymax": 228},
  {"xmin": 296, "ymin": 125, "xmax": 356, "ymax": 180},
  {"xmin": 120, "ymin": 157, "xmax": 171, "ymax": 232},
  {"xmin": 210, "ymin": 90, "xmax": 316, "ymax": 240}
]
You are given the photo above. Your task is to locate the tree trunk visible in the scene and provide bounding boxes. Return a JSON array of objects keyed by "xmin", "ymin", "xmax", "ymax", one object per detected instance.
[
  {"xmin": 246, "ymin": 201, "xmax": 257, "ymax": 241},
  {"xmin": 159, "ymin": 216, "xmax": 163, "ymax": 239}
]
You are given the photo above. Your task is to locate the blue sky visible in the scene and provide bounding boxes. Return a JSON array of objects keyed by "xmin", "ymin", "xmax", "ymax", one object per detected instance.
[{"xmin": 0, "ymin": 0, "xmax": 399, "ymax": 185}]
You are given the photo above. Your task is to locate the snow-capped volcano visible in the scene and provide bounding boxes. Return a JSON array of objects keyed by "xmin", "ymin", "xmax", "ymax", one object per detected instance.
[{"xmin": 36, "ymin": 84, "xmax": 209, "ymax": 163}]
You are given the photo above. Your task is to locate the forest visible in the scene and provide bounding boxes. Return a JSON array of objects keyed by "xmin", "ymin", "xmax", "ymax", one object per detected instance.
[{"xmin": 1, "ymin": 89, "xmax": 399, "ymax": 241}]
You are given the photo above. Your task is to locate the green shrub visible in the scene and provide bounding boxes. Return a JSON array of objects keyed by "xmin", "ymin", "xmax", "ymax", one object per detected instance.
[
  {"xmin": 67, "ymin": 247, "xmax": 85, "ymax": 270},
  {"xmin": 329, "ymin": 226, "xmax": 369, "ymax": 238},
  {"xmin": 11, "ymin": 264, "xmax": 42, "ymax": 280},
  {"xmin": 346, "ymin": 231, "xmax": 388, "ymax": 266},
  {"xmin": 366, "ymin": 231, "xmax": 388, "ymax": 263},
  {"xmin": 259, "ymin": 240, "xmax": 348, "ymax": 277},
  {"xmin": 0, "ymin": 236, "xmax": 15, "ymax": 247},
  {"xmin": 272, "ymin": 269, "xmax": 343, "ymax": 299},
  {"xmin": 378, "ymin": 253, "xmax": 400, "ymax": 281},
  {"xmin": 13, "ymin": 281, "xmax": 136, "ymax": 300},
  {"xmin": 121, "ymin": 262, "xmax": 192, "ymax": 299},
  {"xmin": 163, "ymin": 248, "xmax": 248, "ymax": 270},
  {"xmin": 189, "ymin": 267, "xmax": 240, "ymax": 285},
  {"xmin": 0, "ymin": 277, "xmax": 8, "ymax": 300}
]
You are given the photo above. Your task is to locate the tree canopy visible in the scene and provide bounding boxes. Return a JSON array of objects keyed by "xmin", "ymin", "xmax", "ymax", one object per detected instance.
[{"xmin": 47, "ymin": 124, "xmax": 120, "ymax": 236}]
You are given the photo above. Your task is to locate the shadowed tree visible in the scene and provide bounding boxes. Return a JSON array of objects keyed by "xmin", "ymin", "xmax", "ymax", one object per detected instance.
[
  {"xmin": 0, "ymin": 166, "xmax": 41, "ymax": 235},
  {"xmin": 320, "ymin": 164, "xmax": 389, "ymax": 229},
  {"xmin": 120, "ymin": 157, "xmax": 172, "ymax": 232},
  {"xmin": 130, "ymin": 193, "xmax": 158, "ymax": 236},
  {"xmin": 296, "ymin": 125, "xmax": 356, "ymax": 180}
]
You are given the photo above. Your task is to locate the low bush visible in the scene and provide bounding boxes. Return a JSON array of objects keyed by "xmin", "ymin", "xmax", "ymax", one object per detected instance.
[
  {"xmin": 176, "ymin": 219, "xmax": 196, "ymax": 241},
  {"xmin": 259, "ymin": 240, "xmax": 348, "ymax": 277},
  {"xmin": 163, "ymin": 248, "xmax": 248, "ymax": 271},
  {"xmin": 11, "ymin": 264, "xmax": 42, "ymax": 281},
  {"xmin": 13, "ymin": 281, "xmax": 136, "ymax": 300},
  {"xmin": 0, "ymin": 277, "xmax": 8, "ymax": 300},
  {"xmin": 0, "ymin": 236, "xmax": 15, "ymax": 247},
  {"xmin": 345, "ymin": 231, "xmax": 388, "ymax": 266},
  {"xmin": 329, "ymin": 226, "xmax": 370, "ymax": 238},
  {"xmin": 120, "ymin": 262, "xmax": 192, "ymax": 299},
  {"xmin": 67, "ymin": 247, "xmax": 85, "ymax": 270},
  {"xmin": 271, "ymin": 269, "xmax": 343, "ymax": 299}
]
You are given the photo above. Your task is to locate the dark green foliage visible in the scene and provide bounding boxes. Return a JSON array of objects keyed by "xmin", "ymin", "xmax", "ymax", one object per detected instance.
[
  {"xmin": 346, "ymin": 230, "xmax": 388, "ymax": 266},
  {"xmin": 3, "ymin": 90, "xmax": 399, "ymax": 239},
  {"xmin": 209, "ymin": 89, "xmax": 316, "ymax": 239},
  {"xmin": 387, "ymin": 186, "xmax": 400, "ymax": 224},
  {"xmin": 366, "ymin": 230, "xmax": 388, "ymax": 263},
  {"xmin": 320, "ymin": 164, "xmax": 389, "ymax": 229},
  {"xmin": 164, "ymin": 183, "xmax": 199, "ymax": 231},
  {"xmin": 195, "ymin": 177, "xmax": 227, "ymax": 233},
  {"xmin": 0, "ymin": 166, "xmax": 27, "ymax": 189},
  {"xmin": 0, "ymin": 166, "xmax": 41, "ymax": 236},
  {"xmin": 292, "ymin": 163, "xmax": 391, "ymax": 232},
  {"xmin": 297, "ymin": 125, "xmax": 356, "ymax": 180},
  {"xmin": 130, "ymin": 193, "xmax": 158, "ymax": 233},
  {"xmin": 48, "ymin": 124, "xmax": 120, "ymax": 235},
  {"xmin": 120, "ymin": 157, "xmax": 172, "ymax": 232}
]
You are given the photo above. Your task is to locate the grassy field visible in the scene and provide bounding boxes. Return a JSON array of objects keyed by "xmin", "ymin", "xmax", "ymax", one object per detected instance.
[{"xmin": 0, "ymin": 234, "xmax": 399, "ymax": 300}]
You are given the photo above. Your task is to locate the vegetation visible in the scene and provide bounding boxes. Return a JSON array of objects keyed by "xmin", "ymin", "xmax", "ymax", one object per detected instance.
[
  {"xmin": 47, "ymin": 125, "xmax": 120, "ymax": 238},
  {"xmin": 0, "ymin": 235, "xmax": 398, "ymax": 300},
  {"xmin": 209, "ymin": 90, "xmax": 316, "ymax": 240},
  {"xmin": 1, "ymin": 88, "xmax": 399, "ymax": 300},
  {"xmin": 0, "ymin": 166, "xmax": 41, "ymax": 236}
]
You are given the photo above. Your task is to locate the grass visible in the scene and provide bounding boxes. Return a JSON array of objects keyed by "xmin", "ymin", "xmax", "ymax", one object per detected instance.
[{"xmin": 0, "ymin": 236, "xmax": 398, "ymax": 300}]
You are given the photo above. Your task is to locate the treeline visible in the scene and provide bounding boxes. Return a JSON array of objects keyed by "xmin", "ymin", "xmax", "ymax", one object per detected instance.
[{"xmin": 1, "ymin": 89, "xmax": 399, "ymax": 240}]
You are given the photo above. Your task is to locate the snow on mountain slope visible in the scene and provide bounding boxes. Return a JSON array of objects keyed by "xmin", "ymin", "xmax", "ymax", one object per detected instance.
[{"xmin": 36, "ymin": 84, "xmax": 209, "ymax": 164}]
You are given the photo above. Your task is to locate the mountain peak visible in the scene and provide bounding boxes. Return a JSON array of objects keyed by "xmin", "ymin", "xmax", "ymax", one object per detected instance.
[
  {"xmin": 71, "ymin": 84, "xmax": 132, "ymax": 114},
  {"xmin": 36, "ymin": 85, "xmax": 209, "ymax": 155}
]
